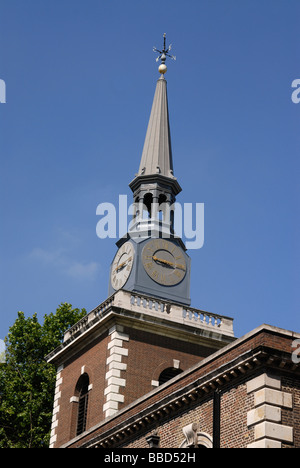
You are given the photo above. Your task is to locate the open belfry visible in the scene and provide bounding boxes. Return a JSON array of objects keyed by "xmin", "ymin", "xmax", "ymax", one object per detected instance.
[{"xmin": 46, "ymin": 35, "xmax": 300, "ymax": 449}]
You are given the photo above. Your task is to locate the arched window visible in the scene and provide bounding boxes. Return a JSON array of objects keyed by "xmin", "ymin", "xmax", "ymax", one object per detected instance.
[
  {"xmin": 158, "ymin": 367, "xmax": 183, "ymax": 385},
  {"xmin": 76, "ymin": 373, "xmax": 89, "ymax": 436},
  {"xmin": 143, "ymin": 193, "xmax": 153, "ymax": 218},
  {"xmin": 158, "ymin": 194, "xmax": 167, "ymax": 221}
]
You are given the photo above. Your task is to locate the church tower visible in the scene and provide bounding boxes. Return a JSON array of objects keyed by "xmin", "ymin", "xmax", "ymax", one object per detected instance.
[
  {"xmin": 108, "ymin": 37, "xmax": 190, "ymax": 305},
  {"xmin": 46, "ymin": 35, "xmax": 235, "ymax": 449}
]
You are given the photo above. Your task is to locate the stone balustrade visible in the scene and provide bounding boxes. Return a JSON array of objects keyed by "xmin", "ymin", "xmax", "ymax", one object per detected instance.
[{"xmin": 63, "ymin": 290, "xmax": 234, "ymax": 342}]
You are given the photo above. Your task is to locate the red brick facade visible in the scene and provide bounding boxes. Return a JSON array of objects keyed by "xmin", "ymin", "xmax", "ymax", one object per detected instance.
[
  {"xmin": 47, "ymin": 291, "xmax": 300, "ymax": 449},
  {"xmin": 118, "ymin": 326, "xmax": 216, "ymax": 405},
  {"xmin": 50, "ymin": 324, "xmax": 218, "ymax": 448},
  {"xmin": 54, "ymin": 331, "xmax": 110, "ymax": 445}
]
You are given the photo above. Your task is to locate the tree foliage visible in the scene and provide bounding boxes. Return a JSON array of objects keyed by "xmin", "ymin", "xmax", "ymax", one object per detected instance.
[{"xmin": 0, "ymin": 303, "xmax": 86, "ymax": 448}]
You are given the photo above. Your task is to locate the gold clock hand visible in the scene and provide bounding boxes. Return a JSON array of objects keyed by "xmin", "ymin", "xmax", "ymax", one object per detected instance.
[
  {"xmin": 152, "ymin": 256, "xmax": 174, "ymax": 267},
  {"xmin": 152, "ymin": 256, "xmax": 186, "ymax": 270},
  {"xmin": 115, "ymin": 257, "xmax": 132, "ymax": 273}
]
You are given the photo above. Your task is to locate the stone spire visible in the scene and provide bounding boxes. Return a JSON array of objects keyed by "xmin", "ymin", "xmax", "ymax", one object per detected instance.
[
  {"xmin": 137, "ymin": 74, "xmax": 174, "ymax": 180},
  {"xmin": 129, "ymin": 34, "xmax": 181, "ymax": 197}
]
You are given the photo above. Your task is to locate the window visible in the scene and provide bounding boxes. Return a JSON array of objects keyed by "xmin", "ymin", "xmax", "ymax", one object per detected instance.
[
  {"xmin": 158, "ymin": 194, "xmax": 167, "ymax": 221},
  {"xmin": 158, "ymin": 367, "xmax": 183, "ymax": 385},
  {"xmin": 143, "ymin": 193, "xmax": 153, "ymax": 218},
  {"xmin": 76, "ymin": 373, "xmax": 89, "ymax": 436}
]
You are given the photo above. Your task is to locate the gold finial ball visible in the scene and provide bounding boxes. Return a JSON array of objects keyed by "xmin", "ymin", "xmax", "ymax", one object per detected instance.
[{"xmin": 158, "ymin": 63, "xmax": 167, "ymax": 74}]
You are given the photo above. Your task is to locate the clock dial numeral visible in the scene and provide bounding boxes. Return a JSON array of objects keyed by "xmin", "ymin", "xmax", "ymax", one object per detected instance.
[{"xmin": 152, "ymin": 269, "xmax": 158, "ymax": 279}]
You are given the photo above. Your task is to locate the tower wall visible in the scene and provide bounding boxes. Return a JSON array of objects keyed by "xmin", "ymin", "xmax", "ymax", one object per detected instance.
[{"xmin": 47, "ymin": 290, "xmax": 234, "ymax": 448}]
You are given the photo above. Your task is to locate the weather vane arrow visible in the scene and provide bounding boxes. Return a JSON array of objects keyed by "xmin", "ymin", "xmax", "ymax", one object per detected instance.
[{"xmin": 153, "ymin": 33, "xmax": 176, "ymax": 75}]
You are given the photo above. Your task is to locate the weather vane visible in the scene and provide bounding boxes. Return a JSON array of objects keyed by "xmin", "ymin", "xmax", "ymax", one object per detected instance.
[{"xmin": 153, "ymin": 33, "xmax": 176, "ymax": 75}]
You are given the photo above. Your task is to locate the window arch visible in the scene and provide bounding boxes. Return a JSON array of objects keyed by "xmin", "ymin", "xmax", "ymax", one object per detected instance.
[
  {"xmin": 180, "ymin": 424, "xmax": 213, "ymax": 448},
  {"xmin": 180, "ymin": 433, "xmax": 213, "ymax": 448},
  {"xmin": 75, "ymin": 373, "xmax": 89, "ymax": 436},
  {"xmin": 158, "ymin": 367, "xmax": 183, "ymax": 386}
]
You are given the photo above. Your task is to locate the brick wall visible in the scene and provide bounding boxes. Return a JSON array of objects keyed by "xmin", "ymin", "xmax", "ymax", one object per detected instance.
[
  {"xmin": 118, "ymin": 326, "xmax": 215, "ymax": 410},
  {"xmin": 119, "ymin": 377, "xmax": 255, "ymax": 449},
  {"xmin": 220, "ymin": 380, "xmax": 255, "ymax": 448},
  {"xmin": 124, "ymin": 398, "xmax": 214, "ymax": 448},
  {"xmin": 112, "ymin": 372, "xmax": 299, "ymax": 449},
  {"xmin": 282, "ymin": 375, "xmax": 300, "ymax": 448},
  {"xmin": 52, "ymin": 322, "xmax": 214, "ymax": 447},
  {"xmin": 52, "ymin": 325, "xmax": 300, "ymax": 448},
  {"xmin": 52, "ymin": 331, "xmax": 110, "ymax": 447}
]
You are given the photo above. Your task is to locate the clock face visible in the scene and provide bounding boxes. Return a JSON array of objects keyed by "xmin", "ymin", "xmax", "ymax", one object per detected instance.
[
  {"xmin": 142, "ymin": 239, "xmax": 187, "ymax": 286},
  {"xmin": 111, "ymin": 241, "xmax": 134, "ymax": 290}
]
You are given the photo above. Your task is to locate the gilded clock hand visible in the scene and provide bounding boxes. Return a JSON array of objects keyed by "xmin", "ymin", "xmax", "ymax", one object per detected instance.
[
  {"xmin": 152, "ymin": 256, "xmax": 174, "ymax": 268},
  {"xmin": 152, "ymin": 256, "xmax": 185, "ymax": 271},
  {"xmin": 115, "ymin": 257, "xmax": 132, "ymax": 273}
]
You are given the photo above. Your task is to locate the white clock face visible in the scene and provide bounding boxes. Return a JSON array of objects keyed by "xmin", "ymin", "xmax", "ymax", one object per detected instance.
[
  {"xmin": 142, "ymin": 239, "xmax": 187, "ymax": 286},
  {"xmin": 111, "ymin": 241, "xmax": 134, "ymax": 291}
]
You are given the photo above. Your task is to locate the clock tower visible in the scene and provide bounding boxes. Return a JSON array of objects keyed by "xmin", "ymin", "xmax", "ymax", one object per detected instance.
[
  {"xmin": 47, "ymin": 35, "xmax": 235, "ymax": 449},
  {"xmin": 108, "ymin": 41, "xmax": 190, "ymax": 305}
]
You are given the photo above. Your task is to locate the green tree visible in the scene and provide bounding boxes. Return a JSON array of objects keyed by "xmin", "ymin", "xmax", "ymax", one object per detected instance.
[{"xmin": 0, "ymin": 303, "xmax": 86, "ymax": 448}]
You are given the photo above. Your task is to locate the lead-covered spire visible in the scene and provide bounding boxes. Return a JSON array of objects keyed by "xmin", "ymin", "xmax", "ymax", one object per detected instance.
[
  {"xmin": 129, "ymin": 34, "xmax": 181, "ymax": 196},
  {"xmin": 137, "ymin": 74, "xmax": 174, "ymax": 179}
]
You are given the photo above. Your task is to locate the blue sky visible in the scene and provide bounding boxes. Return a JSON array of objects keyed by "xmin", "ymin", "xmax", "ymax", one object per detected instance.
[{"xmin": 0, "ymin": 0, "xmax": 299, "ymax": 342}]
